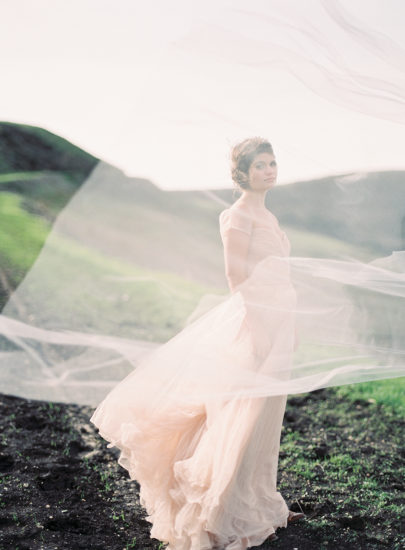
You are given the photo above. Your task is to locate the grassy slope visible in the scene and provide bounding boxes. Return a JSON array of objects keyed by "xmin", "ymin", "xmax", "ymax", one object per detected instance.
[
  {"xmin": 0, "ymin": 192, "xmax": 50, "ymax": 277},
  {"xmin": 0, "ymin": 155, "xmax": 404, "ymax": 408},
  {"xmin": 1, "ymin": 123, "xmax": 404, "ymax": 406},
  {"xmin": 1, "ymin": 170, "xmax": 403, "ymax": 433},
  {"xmin": 0, "ymin": 191, "xmax": 218, "ymax": 342}
]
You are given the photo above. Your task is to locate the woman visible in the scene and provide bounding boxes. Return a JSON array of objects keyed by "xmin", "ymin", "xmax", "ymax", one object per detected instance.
[{"xmin": 90, "ymin": 137, "xmax": 303, "ymax": 549}]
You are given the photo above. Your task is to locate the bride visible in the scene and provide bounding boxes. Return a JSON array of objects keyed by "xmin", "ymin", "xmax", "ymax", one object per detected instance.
[{"xmin": 90, "ymin": 136, "xmax": 305, "ymax": 549}]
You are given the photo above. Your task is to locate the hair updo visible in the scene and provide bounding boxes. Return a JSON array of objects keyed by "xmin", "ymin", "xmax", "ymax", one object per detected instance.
[{"xmin": 231, "ymin": 137, "xmax": 274, "ymax": 193}]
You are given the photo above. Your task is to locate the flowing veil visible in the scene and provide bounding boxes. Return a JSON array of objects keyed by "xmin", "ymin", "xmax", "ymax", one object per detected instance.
[{"xmin": 1, "ymin": 0, "xmax": 405, "ymax": 407}]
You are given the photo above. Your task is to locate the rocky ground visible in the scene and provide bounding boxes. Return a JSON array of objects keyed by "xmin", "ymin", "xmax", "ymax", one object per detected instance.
[{"xmin": 0, "ymin": 389, "xmax": 404, "ymax": 550}]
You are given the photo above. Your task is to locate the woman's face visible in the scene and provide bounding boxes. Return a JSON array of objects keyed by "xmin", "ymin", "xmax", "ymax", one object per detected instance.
[{"xmin": 247, "ymin": 152, "xmax": 278, "ymax": 191}]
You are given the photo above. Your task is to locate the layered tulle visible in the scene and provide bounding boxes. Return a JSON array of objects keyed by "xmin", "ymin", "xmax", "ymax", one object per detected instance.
[{"xmin": 90, "ymin": 269, "xmax": 295, "ymax": 549}]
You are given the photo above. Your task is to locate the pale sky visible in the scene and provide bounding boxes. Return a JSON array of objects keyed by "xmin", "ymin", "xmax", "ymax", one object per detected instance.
[{"xmin": 1, "ymin": 0, "xmax": 404, "ymax": 189}]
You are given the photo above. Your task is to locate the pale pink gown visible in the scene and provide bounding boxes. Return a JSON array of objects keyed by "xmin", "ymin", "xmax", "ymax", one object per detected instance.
[{"xmin": 90, "ymin": 201, "xmax": 297, "ymax": 549}]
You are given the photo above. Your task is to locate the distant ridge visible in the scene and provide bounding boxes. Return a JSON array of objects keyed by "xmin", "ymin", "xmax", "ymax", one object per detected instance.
[{"xmin": 1, "ymin": 121, "xmax": 404, "ymax": 295}]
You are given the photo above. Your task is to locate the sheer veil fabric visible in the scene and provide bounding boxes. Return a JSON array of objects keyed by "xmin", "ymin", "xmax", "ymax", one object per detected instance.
[
  {"xmin": 1, "ymin": 0, "xmax": 404, "ymax": 405},
  {"xmin": 1, "ymin": 1, "xmax": 405, "ymax": 548}
]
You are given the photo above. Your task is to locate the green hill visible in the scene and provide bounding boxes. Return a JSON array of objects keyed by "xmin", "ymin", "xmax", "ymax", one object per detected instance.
[{"xmin": 0, "ymin": 121, "xmax": 98, "ymax": 176}]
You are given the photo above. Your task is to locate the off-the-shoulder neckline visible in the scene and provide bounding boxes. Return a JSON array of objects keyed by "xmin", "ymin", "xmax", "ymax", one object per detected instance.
[{"xmin": 228, "ymin": 203, "xmax": 276, "ymax": 218}]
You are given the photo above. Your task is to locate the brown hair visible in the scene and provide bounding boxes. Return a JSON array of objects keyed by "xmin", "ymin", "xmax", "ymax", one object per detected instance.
[{"xmin": 231, "ymin": 137, "xmax": 274, "ymax": 194}]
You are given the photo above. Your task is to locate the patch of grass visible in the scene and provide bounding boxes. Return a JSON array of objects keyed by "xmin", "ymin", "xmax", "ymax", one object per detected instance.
[
  {"xmin": 335, "ymin": 377, "xmax": 405, "ymax": 414},
  {"xmin": 0, "ymin": 190, "xmax": 220, "ymax": 341},
  {"xmin": 0, "ymin": 171, "xmax": 47, "ymax": 183},
  {"xmin": 18, "ymin": 228, "xmax": 219, "ymax": 341},
  {"xmin": 0, "ymin": 192, "xmax": 50, "ymax": 275},
  {"xmin": 280, "ymin": 389, "xmax": 404, "ymax": 548}
]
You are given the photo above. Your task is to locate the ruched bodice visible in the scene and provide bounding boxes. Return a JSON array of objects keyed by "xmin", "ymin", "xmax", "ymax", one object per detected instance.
[{"xmin": 219, "ymin": 204, "xmax": 292, "ymax": 283}]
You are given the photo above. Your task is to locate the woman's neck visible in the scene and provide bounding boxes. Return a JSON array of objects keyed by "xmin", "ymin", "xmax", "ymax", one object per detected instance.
[{"xmin": 237, "ymin": 190, "xmax": 268, "ymax": 210}]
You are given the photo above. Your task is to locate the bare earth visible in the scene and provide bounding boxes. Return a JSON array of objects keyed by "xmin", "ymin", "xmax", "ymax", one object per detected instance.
[{"xmin": 0, "ymin": 389, "xmax": 403, "ymax": 550}]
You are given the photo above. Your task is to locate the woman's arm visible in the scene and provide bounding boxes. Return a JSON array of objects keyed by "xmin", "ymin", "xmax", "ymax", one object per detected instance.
[
  {"xmin": 222, "ymin": 227, "xmax": 251, "ymax": 293},
  {"xmin": 222, "ymin": 227, "xmax": 253, "ymax": 342}
]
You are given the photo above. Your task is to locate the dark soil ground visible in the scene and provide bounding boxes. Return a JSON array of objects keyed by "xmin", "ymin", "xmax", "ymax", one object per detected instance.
[{"xmin": 0, "ymin": 388, "xmax": 403, "ymax": 550}]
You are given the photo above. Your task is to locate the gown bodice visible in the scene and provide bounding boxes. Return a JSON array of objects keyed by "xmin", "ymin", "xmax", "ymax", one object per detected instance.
[{"xmin": 219, "ymin": 204, "xmax": 292, "ymax": 284}]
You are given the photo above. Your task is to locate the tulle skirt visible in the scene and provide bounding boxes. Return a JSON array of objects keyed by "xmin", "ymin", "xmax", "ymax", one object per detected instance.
[{"xmin": 90, "ymin": 259, "xmax": 297, "ymax": 549}]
